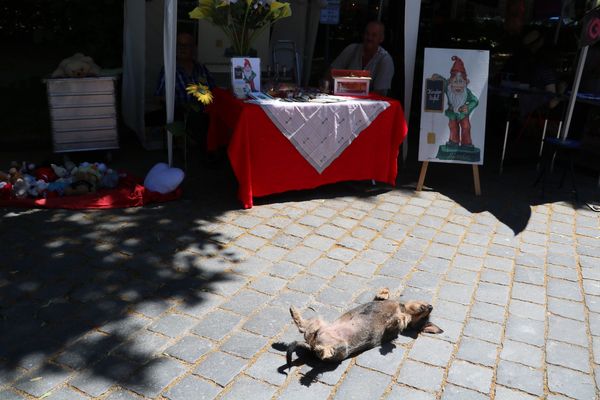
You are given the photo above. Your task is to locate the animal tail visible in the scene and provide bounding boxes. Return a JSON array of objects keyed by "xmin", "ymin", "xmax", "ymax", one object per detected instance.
[{"xmin": 289, "ymin": 305, "xmax": 305, "ymax": 333}]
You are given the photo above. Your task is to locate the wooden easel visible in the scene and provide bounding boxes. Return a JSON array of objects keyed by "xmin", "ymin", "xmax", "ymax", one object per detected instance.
[{"xmin": 416, "ymin": 161, "xmax": 481, "ymax": 196}]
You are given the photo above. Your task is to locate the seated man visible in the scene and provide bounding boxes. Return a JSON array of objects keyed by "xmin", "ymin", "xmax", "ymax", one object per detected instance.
[
  {"xmin": 152, "ymin": 31, "xmax": 216, "ymax": 151},
  {"xmin": 329, "ymin": 21, "xmax": 394, "ymax": 96}
]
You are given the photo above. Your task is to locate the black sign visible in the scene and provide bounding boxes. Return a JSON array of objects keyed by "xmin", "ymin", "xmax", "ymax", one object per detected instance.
[
  {"xmin": 580, "ymin": 6, "xmax": 600, "ymax": 47},
  {"xmin": 424, "ymin": 78, "xmax": 445, "ymax": 112}
]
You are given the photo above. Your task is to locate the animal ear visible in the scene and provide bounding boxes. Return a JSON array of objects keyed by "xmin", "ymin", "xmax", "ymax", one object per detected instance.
[{"xmin": 422, "ymin": 322, "xmax": 443, "ymax": 334}]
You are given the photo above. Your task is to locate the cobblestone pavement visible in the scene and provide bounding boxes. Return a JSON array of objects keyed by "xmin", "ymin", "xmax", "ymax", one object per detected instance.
[{"xmin": 1, "ymin": 148, "xmax": 599, "ymax": 399}]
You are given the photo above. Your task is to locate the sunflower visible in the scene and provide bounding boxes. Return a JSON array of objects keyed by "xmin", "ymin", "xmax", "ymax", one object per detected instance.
[{"xmin": 186, "ymin": 83, "xmax": 214, "ymax": 105}]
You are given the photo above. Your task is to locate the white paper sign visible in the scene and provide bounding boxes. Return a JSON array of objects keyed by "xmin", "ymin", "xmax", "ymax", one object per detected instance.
[
  {"xmin": 231, "ymin": 57, "xmax": 261, "ymax": 99},
  {"xmin": 418, "ymin": 48, "xmax": 489, "ymax": 165}
]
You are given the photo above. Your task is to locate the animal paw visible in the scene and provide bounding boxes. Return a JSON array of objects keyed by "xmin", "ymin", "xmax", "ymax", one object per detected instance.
[{"xmin": 374, "ymin": 287, "xmax": 390, "ymax": 300}]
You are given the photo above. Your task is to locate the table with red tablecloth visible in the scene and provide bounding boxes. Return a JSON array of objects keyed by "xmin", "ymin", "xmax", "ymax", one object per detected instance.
[{"xmin": 207, "ymin": 88, "xmax": 407, "ymax": 208}]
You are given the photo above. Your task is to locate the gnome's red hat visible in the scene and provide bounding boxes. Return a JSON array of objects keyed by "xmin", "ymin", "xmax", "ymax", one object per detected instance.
[
  {"xmin": 450, "ymin": 56, "xmax": 467, "ymax": 80},
  {"xmin": 244, "ymin": 58, "xmax": 251, "ymax": 68}
]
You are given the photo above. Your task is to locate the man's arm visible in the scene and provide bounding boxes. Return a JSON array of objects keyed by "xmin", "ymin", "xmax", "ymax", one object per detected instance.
[{"xmin": 371, "ymin": 53, "xmax": 394, "ymax": 96}]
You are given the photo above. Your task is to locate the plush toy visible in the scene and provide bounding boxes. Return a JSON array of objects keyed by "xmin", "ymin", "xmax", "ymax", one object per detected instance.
[
  {"xmin": 35, "ymin": 166, "xmax": 58, "ymax": 182},
  {"xmin": 50, "ymin": 163, "xmax": 68, "ymax": 179},
  {"xmin": 65, "ymin": 169, "xmax": 100, "ymax": 196},
  {"xmin": 100, "ymin": 169, "xmax": 120, "ymax": 189},
  {"xmin": 0, "ymin": 170, "xmax": 9, "ymax": 183},
  {"xmin": 51, "ymin": 53, "xmax": 101, "ymax": 78}
]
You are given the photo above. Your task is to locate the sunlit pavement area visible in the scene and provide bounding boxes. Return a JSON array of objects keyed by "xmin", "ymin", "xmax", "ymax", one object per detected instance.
[{"xmin": 1, "ymin": 142, "xmax": 600, "ymax": 400}]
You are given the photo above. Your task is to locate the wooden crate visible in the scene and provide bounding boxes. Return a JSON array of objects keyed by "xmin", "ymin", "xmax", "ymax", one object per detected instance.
[{"xmin": 45, "ymin": 76, "xmax": 119, "ymax": 153}]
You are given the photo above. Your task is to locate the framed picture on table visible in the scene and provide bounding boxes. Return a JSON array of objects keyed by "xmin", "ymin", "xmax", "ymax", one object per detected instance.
[{"xmin": 231, "ymin": 57, "xmax": 261, "ymax": 99}]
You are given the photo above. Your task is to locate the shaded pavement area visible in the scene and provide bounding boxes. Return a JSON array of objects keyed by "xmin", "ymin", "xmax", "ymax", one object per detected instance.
[{"xmin": 1, "ymin": 137, "xmax": 599, "ymax": 399}]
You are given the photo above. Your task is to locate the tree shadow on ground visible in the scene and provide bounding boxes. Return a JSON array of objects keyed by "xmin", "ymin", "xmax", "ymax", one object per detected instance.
[{"xmin": 0, "ymin": 192, "xmax": 246, "ymax": 395}]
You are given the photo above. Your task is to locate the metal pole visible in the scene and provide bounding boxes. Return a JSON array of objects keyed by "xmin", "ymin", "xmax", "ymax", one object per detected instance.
[{"xmin": 560, "ymin": 45, "xmax": 589, "ymax": 140}]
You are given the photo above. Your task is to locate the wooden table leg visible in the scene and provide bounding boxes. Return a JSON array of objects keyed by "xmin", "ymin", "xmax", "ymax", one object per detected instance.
[
  {"xmin": 473, "ymin": 164, "xmax": 482, "ymax": 196},
  {"xmin": 416, "ymin": 161, "xmax": 429, "ymax": 191}
]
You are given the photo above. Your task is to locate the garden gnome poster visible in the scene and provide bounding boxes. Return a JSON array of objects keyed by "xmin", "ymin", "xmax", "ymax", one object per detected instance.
[{"xmin": 419, "ymin": 48, "xmax": 489, "ymax": 164}]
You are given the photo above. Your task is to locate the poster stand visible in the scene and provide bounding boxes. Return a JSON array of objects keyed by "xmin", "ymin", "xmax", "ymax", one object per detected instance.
[{"xmin": 416, "ymin": 161, "xmax": 481, "ymax": 196}]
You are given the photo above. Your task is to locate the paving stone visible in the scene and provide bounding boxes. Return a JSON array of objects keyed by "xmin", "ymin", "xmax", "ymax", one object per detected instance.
[
  {"xmin": 586, "ymin": 294, "xmax": 600, "ymax": 313},
  {"xmin": 44, "ymin": 387, "xmax": 90, "ymax": 400},
  {"xmin": 514, "ymin": 266, "xmax": 545, "ymax": 285},
  {"xmin": 548, "ymin": 297, "xmax": 586, "ymax": 321},
  {"xmin": 500, "ymin": 339, "xmax": 544, "ymax": 368},
  {"xmin": 483, "ymin": 255, "xmax": 514, "ymax": 272},
  {"xmin": 456, "ymin": 337, "xmax": 498, "ymax": 367},
  {"xmin": 194, "ymin": 351, "xmax": 246, "ymax": 386},
  {"xmin": 267, "ymin": 261, "xmax": 304, "ymax": 279},
  {"xmin": 269, "ymin": 290, "xmax": 311, "ymax": 309},
  {"xmin": 246, "ymin": 352, "xmax": 288, "ymax": 385},
  {"xmin": 243, "ymin": 306, "xmax": 290, "ymax": 337},
  {"xmin": 427, "ymin": 243, "xmax": 456, "ymax": 260},
  {"xmin": 441, "ymin": 384, "xmax": 488, "ymax": 400},
  {"xmin": 231, "ymin": 256, "xmax": 272, "ymax": 277},
  {"xmin": 445, "ymin": 267, "xmax": 478, "ymax": 285},
  {"xmin": 275, "ymin": 378, "xmax": 332, "ymax": 400},
  {"xmin": 494, "ymin": 386, "xmax": 539, "ymax": 399},
  {"xmin": 407, "ymin": 271, "xmax": 442, "ymax": 291},
  {"xmin": 298, "ymin": 215, "xmax": 328, "ymax": 227},
  {"xmin": 148, "ymin": 313, "xmax": 197, "ymax": 338},
  {"xmin": 547, "ymin": 365, "xmax": 597, "ymax": 400},
  {"xmin": 452, "ymin": 254, "xmax": 483, "ymax": 272},
  {"xmin": 0, "ymin": 390, "xmax": 26, "ymax": 400},
  {"xmin": 249, "ymin": 275, "xmax": 287, "ymax": 295},
  {"xmin": 457, "ymin": 243, "xmax": 486, "ymax": 258},
  {"xmin": 360, "ymin": 249, "xmax": 390, "ymax": 264},
  {"xmin": 164, "ymin": 375, "xmax": 220, "ymax": 400},
  {"xmin": 316, "ymin": 224, "xmax": 347, "ymax": 240},
  {"xmin": 220, "ymin": 376, "xmax": 277, "ymax": 400},
  {"xmin": 409, "ymin": 336, "xmax": 454, "ymax": 367},
  {"xmin": 515, "ymin": 253, "xmax": 544, "ymax": 268},
  {"xmin": 220, "ymin": 331, "xmax": 269, "ymax": 359},
  {"xmin": 547, "ymin": 265, "xmax": 579, "ymax": 281},
  {"xmin": 546, "ymin": 340, "xmax": 591, "ymax": 373},
  {"xmin": 329, "ymin": 273, "xmax": 368, "ymax": 292},
  {"xmin": 221, "ymin": 289, "xmax": 270, "ymax": 315},
  {"xmin": 417, "ymin": 256, "xmax": 451, "ymax": 274},
  {"xmin": 480, "ymin": 269, "xmax": 511, "ymax": 285},
  {"xmin": 432, "ymin": 300, "xmax": 469, "ymax": 322},
  {"xmin": 548, "ymin": 315, "xmax": 588, "ymax": 347},
  {"xmin": 284, "ymin": 223, "xmax": 313, "ymax": 238},
  {"xmin": 446, "ymin": 359, "xmax": 493, "ymax": 394},
  {"xmin": 337, "ymin": 236, "xmax": 368, "ymax": 251},
  {"xmin": 463, "ymin": 318, "xmax": 503, "ymax": 344},
  {"xmin": 386, "ymin": 386, "xmax": 436, "ymax": 400},
  {"xmin": 300, "ymin": 357, "xmax": 352, "ymax": 385},
  {"xmin": 505, "ymin": 315, "xmax": 545, "ymax": 346},
  {"xmin": 354, "ymin": 343, "xmax": 405, "ymax": 375},
  {"xmin": 123, "ymin": 357, "xmax": 186, "ymax": 398},
  {"xmin": 255, "ymin": 245, "xmax": 288, "ymax": 261},
  {"xmin": 508, "ymin": 299, "xmax": 545, "ymax": 321},
  {"xmin": 475, "ymin": 282, "xmax": 511, "ymax": 306},
  {"xmin": 438, "ymin": 282, "xmax": 474, "ymax": 305},
  {"xmin": 583, "ymin": 279, "xmax": 600, "ymax": 296},
  {"xmin": 496, "ymin": 360, "xmax": 543, "ymax": 396},
  {"xmin": 430, "ymin": 317, "xmax": 463, "ymax": 343},
  {"xmin": 397, "ymin": 360, "xmax": 445, "ymax": 392},
  {"xmin": 287, "ymin": 274, "xmax": 327, "ymax": 294},
  {"xmin": 327, "ymin": 246, "xmax": 357, "ymax": 263},
  {"xmin": 116, "ymin": 329, "xmax": 171, "ymax": 362},
  {"xmin": 470, "ymin": 301, "xmax": 506, "ymax": 323},
  {"xmin": 316, "ymin": 286, "xmax": 354, "ymax": 308},
  {"xmin": 192, "ymin": 310, "xmax": 241, "ymax": 340},
  {"xmin": 70, "ymin": 356, "xmax": 137, "ymax": 397},
  {"xmin": 307, "ymin": 258, "xmax": 345, "ymax": 278},
  {"xmin": 164, "ymin": 335, "xmax": 213, "ymax": 363},
  {"xmin": 344, "ymin": 259, "xmax": 378, "ymax": 278},
  {"xmin": 56, "ymin": 331, "xmax": 121, "ymax": 370},
  {"xmin": 333, "ymin": 366, "xmax": 390, "ymax": 400},
  {"xmin": 271, "ymin": 233, "xmax": 302, "ymax": 249},
  {"xmin": 547, "ymin": 278, "xmax": 584, "ymax": 301},
  {"xmin": 511, "ymin": 282, "xmax": 546, "ymax": 305},
  {"xmin": 99, "ymin": 314, "xmax": 150, "ymax": 337}
]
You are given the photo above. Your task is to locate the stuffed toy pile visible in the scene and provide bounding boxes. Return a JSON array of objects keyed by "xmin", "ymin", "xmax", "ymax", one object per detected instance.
[
  {"xmin": 51, "ymin": 53, "xmax": 101, "ymax": 78},
  {"xmin": 0, "ymin": 160, "xmax": 120, "ymax": 200}
]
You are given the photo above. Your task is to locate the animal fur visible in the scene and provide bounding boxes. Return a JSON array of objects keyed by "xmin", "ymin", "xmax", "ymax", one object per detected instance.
[{"xmin": 288, "ymin": 288, "xmax": 442, "ymax": 365}]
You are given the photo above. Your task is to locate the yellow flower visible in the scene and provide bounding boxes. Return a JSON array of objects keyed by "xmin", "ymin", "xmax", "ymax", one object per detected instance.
[
  {"xmin": 189, "ymin": 0, "xmax": 214, "ymax": 19},
  {"xmin": 186, "ymin": 83, "xmax": 214, "ymax": 105},
  {"xmin": 270, "ymin": 1, "xmax": 291, "ymax": 19}
]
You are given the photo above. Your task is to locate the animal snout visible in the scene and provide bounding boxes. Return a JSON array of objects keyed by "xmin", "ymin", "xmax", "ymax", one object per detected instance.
[{"xmin": 427, "ymin": 305, "xmax": 433, "ymax": 311}]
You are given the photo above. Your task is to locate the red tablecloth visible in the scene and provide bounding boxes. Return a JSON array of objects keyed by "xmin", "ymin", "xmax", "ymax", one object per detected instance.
[{"xmin": 207, "ymin": 88, "xmax": 407, "ymax": 208}]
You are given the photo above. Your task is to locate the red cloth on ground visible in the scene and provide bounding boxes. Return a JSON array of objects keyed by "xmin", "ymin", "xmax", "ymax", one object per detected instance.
[
  {"xmin": 0, "ymin": 174, "xmax": 182, "ymax": 209},
  {"xmin": 207, "ymin": 88, "xmax": 407, "ymax": 208}
]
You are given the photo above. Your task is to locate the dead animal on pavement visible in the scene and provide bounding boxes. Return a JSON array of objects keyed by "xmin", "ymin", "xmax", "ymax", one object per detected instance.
[{"xmin": 287, "ymin": 288, "xmax": 443, "ymax": 366}]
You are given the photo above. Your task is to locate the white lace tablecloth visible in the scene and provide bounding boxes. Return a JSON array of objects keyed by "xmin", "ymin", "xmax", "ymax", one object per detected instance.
[{"xmin": 252, "ymin": 98, "xmax": 390, "ymax": 173}]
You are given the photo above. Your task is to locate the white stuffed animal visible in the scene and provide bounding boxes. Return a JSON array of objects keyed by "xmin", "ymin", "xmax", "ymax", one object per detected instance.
[{"xmin": 51, "ymin": 53, "xmax": 101, "ymax": 78}]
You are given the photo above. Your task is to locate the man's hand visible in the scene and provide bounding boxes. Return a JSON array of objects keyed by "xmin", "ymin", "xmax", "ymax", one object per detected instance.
[{"xmin": 458, "ymin": 105, "xmax": 468, "ymax": 113}]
